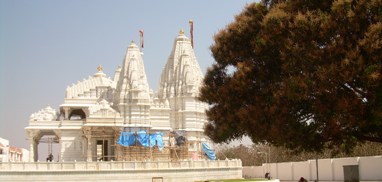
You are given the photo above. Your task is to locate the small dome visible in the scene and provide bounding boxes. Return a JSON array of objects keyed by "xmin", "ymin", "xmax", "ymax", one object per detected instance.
[
  {"xmin": 176, "ymin": 31, "xmax": 189, "ymax": 41},
  {"xmin": 94, "ymin": 65, "xmax": 106, "ymax": 77}
]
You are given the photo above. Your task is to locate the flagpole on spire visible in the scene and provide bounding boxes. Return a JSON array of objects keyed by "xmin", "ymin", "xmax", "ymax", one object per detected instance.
[
  {"xmin": 189, "ymin": 19, "xmax": 194, "ymax": 48},
  {"xmin": 139, "ymin": 29, "xmax": 144, "ymax": 54}
]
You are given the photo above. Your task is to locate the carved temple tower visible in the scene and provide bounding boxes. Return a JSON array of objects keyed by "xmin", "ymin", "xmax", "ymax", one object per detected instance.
[
  {"xmin": 158, "ymin": 30, "xmax": 208, "ymax": 152},
  {"xmin": 113, "ymin": 41, "xmax": 151, "ymax": 127}
]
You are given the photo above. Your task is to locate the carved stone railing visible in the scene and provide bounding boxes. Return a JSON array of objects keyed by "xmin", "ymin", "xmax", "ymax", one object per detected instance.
[{"xmin": 0, "ymin": 159, "xmax": 242, "ymax": 171}]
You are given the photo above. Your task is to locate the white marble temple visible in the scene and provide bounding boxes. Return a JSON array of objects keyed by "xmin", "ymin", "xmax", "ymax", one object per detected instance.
[{"xmin": 25, "ymin": 31, "xmax": 210, "ymax": 162}]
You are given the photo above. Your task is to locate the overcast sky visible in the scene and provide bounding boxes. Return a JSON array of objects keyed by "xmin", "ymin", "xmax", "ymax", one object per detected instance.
[{"xmin": 0, "ymin": 0, "xmax": 255, "ymax": 156}]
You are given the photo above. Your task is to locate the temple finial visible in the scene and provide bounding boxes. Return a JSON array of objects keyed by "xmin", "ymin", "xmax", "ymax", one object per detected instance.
[
  {"xmin": 179, "ymin": 29, "xmax": 185, "ymax": 35},
  {"xmin": 97, "ymin": 64, "xmax": 103, "ymax": 72}
]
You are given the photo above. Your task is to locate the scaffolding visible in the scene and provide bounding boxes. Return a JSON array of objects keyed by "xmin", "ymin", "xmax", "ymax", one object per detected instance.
[
  {"xmin": 113, "ymin": 130, "xmax": 194, "ymax": 161},
  {"xmin": 81, "ymin": 127, "xmax": 208, "ymax": 162}
]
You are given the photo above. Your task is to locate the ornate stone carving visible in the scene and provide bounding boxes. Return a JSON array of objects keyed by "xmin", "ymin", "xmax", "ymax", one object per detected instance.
[
  {"xmin": 29, "ymin": 106, "xmax": 58, "ymax": 122},
  {"xmin": 88, "ymin": 99, "xmax": 119, "ymax": 118}
]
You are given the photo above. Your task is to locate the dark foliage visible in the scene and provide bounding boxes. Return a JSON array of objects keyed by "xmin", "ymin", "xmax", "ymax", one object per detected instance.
[{"xmin": 200, "ymin": 0, "xmax": 382, "ymax": 152}]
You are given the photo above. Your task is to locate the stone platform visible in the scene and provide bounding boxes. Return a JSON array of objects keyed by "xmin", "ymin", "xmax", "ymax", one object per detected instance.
[{"xmin": 0, "ymin": 159, "xmax": 242, "ymax": 182}]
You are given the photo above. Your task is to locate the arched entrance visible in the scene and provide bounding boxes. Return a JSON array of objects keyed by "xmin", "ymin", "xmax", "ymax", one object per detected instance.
[{"xmin": 26, "ymin": 130, "xmax": 60, "ymax": 162}]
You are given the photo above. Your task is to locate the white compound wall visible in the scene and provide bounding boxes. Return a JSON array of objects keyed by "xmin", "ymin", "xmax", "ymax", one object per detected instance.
[{"xmin": 243, "ymin": 156, "xmax": 382, "ymax": 181}]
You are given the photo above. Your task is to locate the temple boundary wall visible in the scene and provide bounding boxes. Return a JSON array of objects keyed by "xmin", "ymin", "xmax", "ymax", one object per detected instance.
[
  {"xmin": 243, "ymin": 156, "xmax": 382, "ymax": 181},
  {"xmin": 0, "ymin": 159, "xmax": 242, "ymax": 182}
]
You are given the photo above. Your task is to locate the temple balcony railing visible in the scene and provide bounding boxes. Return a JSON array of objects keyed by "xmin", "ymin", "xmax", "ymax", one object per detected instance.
[{"xmin": 0, "ymin": 159, "xmax": 242, "ymax": 171}]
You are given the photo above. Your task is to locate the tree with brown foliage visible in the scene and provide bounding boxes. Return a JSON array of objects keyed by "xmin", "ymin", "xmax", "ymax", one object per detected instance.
[{"xmin": 200, "ymin": 0, "xmax": 382, "ymax": 152}]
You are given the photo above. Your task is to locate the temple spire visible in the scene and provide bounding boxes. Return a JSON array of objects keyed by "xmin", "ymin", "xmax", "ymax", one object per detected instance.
[
  {"xmin": 113, "ymin": 40, "xmax": 150, "ymax": 125},
  {"xmin": 159, "ymin": 31, "xmax": 203, "ymax": 99},
  {"xmin": 158, "ymin": 31, "xmax": 206, "ymax": 130}
]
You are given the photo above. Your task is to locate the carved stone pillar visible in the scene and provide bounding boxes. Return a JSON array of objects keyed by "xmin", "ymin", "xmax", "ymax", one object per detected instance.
[
  {"xmin": 86, "ymin": 135, "xmax": 92, "ymax": 162},
  {"xmin": 83, "ymin": 128, "xmax": 92, "ymax": 162},
  {"xmin": 28, "ymin": 138, "xmax": 34, "ymax": 162},
  {"xmin": 63, "ymin": 107, "xmax": 70, "ymax": 120},
  {"xmin": 28, "ymin": 137, "xmax": 39, "ymax": 162},
  {"xmin": 53, "ymin": 130, "xmax": 62, "ymax": 162},
  {"xmin": 83, "ymin": 108, "xmax": 90, "ymax": 119},
  {"xmin": 33, "ymin": 139, "xmax": 38, "ymax": 162},
  {"xmin": 27, "ymin": 130, "xmax": 40, "ymax": 162}
]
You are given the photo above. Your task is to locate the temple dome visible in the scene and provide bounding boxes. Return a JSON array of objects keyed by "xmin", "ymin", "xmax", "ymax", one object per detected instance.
[{"xmin": 65, "ymin": 69, "xmax": 114, "ymax": 99}]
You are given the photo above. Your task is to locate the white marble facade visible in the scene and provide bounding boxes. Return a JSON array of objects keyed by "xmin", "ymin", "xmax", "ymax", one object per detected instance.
[{"xmin": 25, "ymin": 31, "xmax": 209, "ymax": 162}]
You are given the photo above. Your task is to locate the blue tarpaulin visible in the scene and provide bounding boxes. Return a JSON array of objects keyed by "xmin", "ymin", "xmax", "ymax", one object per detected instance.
[
  {"xmin": 202, "ymin": 143, "xmax": 216, "ymax": 160},
  {"xmin": 117, "ymin": 132, "xmax": 136, "ymax": 146},
  {"xmin": 117, "ymin": 131, "xmax": 164, "ymax": 150},
  {"xmin": 149, "ymin": 132, "xmax": 164, "ymax": 151},
  {"xmin": 137, "ymin": 131, "xmax": 150, "ymax": 147}
]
